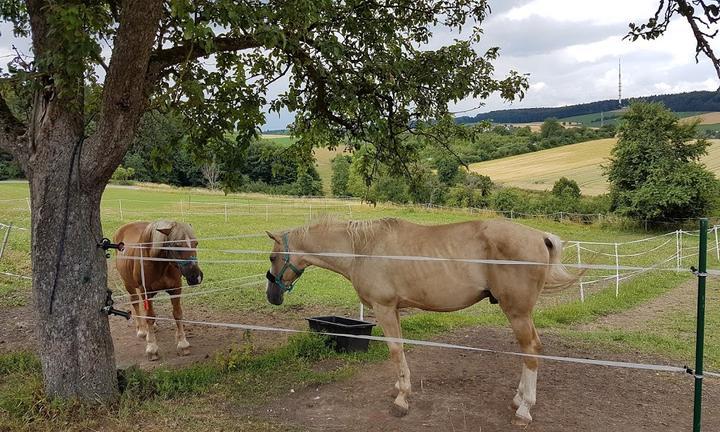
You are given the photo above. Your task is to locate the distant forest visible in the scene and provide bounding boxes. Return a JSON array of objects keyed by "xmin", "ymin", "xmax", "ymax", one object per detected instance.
[{"xmin": 456, "ymin": 91, "xmax": 720, "ymax": 124}]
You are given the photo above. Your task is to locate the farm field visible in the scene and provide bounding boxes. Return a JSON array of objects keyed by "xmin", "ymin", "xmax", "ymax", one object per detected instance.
[
  {"xmin": 470, "ymin": 138, "xmax": 720, "ymax": 195},
  {"xmin": 557, "ymin": 110, "xmax": 708, "ymax": 128},
  {"xmin": 0, "ymin": 182, "xmax": 719, "ymax": 431}
]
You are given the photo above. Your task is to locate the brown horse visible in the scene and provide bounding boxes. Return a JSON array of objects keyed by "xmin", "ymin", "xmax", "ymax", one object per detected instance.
[
  {"xmin": 114, "ymin": 220, "xmax": 203, "ymax": 360},
  {"xmin": 265, "ymin": 218, "xmax": 576, "ymax": 425}
]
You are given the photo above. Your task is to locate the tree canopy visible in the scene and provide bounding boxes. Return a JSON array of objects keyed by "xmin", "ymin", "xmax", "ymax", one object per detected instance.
[{"xmin": 605, "ymin": 102, "xmax": 719, "ymax": 221}]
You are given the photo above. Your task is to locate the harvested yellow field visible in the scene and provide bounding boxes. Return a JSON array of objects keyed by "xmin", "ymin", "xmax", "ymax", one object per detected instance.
[
  {"xmin": 469, "ymin": 138, "xmax": 720, "ymax": 195},
  {"xmin": 681, "ymin": 112, "xmax": 720, "ymax": 125},
  {"xmin": 314, "ymin": 146, "xmax": 348, "ymax": 193}
]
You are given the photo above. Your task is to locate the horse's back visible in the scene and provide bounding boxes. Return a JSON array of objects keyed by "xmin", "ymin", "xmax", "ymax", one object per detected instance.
[{"xmin": 114, "ymin": 221, "xmax": 151, "ymax": 291}]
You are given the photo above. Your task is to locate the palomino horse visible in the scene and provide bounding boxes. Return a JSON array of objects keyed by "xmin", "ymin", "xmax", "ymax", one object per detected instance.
[
  {"xmin": 265, "ymin": 218, "xmax": 576, "ymax": 425},
  {"xmin": 114, "ymin": 221, "xmax": 203, "ymax": 360}
]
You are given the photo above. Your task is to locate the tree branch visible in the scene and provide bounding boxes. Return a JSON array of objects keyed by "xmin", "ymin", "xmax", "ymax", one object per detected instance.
[
  {"xmin": 83, "ymin": 0, "xmax": 164, "ymax": 184},
  {"xmin": 148, "ymin": 35, "xmax": 262, "ymax": 71},
  {"xmin": 0, "ymin": 93, "xmax": 29, "ymax": 169}
]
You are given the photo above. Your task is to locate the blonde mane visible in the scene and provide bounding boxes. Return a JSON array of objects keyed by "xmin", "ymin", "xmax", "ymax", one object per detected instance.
[
  {"xmin": 291, "ymin": 216, "xmax": 399, "ymax": 252},
  {"xmin": 143, "ymin": 220, "xmax": 197, "ymax": 257}
]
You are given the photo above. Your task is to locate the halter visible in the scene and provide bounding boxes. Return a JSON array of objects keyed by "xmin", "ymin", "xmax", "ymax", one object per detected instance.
[
  {"xmin": 175, "ymin": 256, "xmax": 198, "ymax": 269},
  {"xmin": 266, "ymin": 233, "xmax": 304, "ymax": 292}
]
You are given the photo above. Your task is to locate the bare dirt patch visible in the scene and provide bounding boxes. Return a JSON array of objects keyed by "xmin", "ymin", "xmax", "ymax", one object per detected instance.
[
  {"xmin": 260, "ymin": 326, "xmax": 720, "ymax": 432},
  {"xmin": 576, "ymin": 279, "xmax": 696, "ymax": 332},
  {"xmin": 0, "ymin": 300, "xmax": 356, "ymax": 370}
]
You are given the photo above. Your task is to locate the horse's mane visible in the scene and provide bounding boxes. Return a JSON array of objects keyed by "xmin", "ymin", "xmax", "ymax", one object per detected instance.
[
  {"xmin": 141, "ymin": 220, "xmax": 196, "ymax": 257},
  {"xmin": 293, "ymin": 216, "xmax": 399, "ymax": 251}
]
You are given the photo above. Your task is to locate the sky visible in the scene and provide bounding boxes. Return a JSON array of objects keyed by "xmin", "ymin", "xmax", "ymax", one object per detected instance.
[
  {"xmin": 1, "ymin": 1, "xmax": 718, "ymax": 131},
  {"xmin": 262, "ymin": 0, "xmax": 720, "ymax": 129}
]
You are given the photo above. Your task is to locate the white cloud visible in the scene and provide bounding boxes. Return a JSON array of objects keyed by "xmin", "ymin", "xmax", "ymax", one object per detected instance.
[{"xmin": 504, "ymin": 0, "xmax": 659, "ymax": 25}]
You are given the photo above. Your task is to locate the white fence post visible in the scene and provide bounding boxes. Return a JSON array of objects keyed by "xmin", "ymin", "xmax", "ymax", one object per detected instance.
[
  {"xmin": 715, "ymin": 225, "xmax": 719, "ymax": 262},
  {"xmin": 0, "ymin": 223, "xmax": 12, "ymax": 261},
  {"xmin": 679, "ymin": 230, "xmax": 683, "ymax": 270},
  {"xmin": 224, "ymin": 203, "xmax": 228, "ymax": 223},
  {"xmin": 676, "ymin": 230, "xmax": 681, "ymax": 271},
  {"xmin": 614, "ymin": 242, "xmax": 620, "ymax": 297},
  {"xmin": 118, "ymin": 199, "xmax": 124, "ymax": 221},
  {"xmin": 576, "ymin": 241, "xmax": 584, "ymax": 302},
  {"xmin": 25, "ymin": 197, "xmax": 31, "ymax": 213},
  {"xmin": 360, "ymin": 303, "xmax": 364, "ymax": 321},
  {"xmin": 180, "ymin": 200, "xmax": 184, "ymax": 219}
]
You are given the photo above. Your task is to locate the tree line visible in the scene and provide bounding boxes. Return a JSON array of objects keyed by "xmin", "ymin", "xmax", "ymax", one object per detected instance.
[{"xmin": 456, "ymin": 90, "xmax": 720, "ymax": 124}]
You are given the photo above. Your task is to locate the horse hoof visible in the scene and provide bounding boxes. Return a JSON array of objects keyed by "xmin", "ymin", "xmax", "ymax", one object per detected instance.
[
  {"xmin": 177, "ymin": 347, "xmax": 191, "ymax": 356},
  {"xmin": 512, "ymin": 405, "xmax": 532, "ymax": 427},
  {"xmin": 390, "ymin": 403, "xmax": 409, "ymax": 418},
  {"xmin": 136, "ymin": 330, "xmax": 147, "ymax": 338},
  {"xmin": 512, "ymin": 415, "xmax": 531, "ymax": 427},
  {"xmin": 147, "ymin": 352, "xmax": 160, "ymax": 361}
]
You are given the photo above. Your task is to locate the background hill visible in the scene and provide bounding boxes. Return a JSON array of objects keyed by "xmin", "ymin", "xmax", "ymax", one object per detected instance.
[
  {"xmin": 469, "ymin": 138, "xmax": 720, "ymax": 195},
  {"xmin": 456, "ymin": 90, "xmax": 720, "ymax": 124}
]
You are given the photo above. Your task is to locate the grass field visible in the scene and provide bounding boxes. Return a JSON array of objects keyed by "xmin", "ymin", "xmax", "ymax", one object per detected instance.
[
  {"xmin": 557, "ymin": 110, "xmax": 707, "ymax": 127},
  {"xmin": 0, "ymin": 182, "xmax": 717, "ymax": 430},
  {"xmin": 469, "ymin": 138, "xmax": 720, "ymax": 195}
]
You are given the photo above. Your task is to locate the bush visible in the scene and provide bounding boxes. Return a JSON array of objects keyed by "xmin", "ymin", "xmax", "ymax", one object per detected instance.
[
  {"xmin": 111, "ymin": 165, "xmax": 135, "ymax": 184},
  {"xmin": 606, "ymin": 102, "xmax": 719, "ymax": 222},
  {"xmin": 330, "ymin": 155, "xmax": 352, "ymax": 196},
  {"xmin": 552, "ymin": 177, "xmax": 581, "ymax": 200}
]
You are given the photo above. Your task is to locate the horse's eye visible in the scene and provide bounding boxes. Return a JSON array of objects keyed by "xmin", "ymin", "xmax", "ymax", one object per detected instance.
[{"xmin": 270, "ymin": 256, "xmax": 276, "ymax": 263}]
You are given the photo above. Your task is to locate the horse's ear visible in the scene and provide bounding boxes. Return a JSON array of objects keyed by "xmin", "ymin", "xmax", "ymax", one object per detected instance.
[
  {"xmin": 266, "ymin": 231, "xmax": 279, "ymax": 243},
  {"xmin": 156, "ymin": 227, "xmax": 172, "ymax": 236}
]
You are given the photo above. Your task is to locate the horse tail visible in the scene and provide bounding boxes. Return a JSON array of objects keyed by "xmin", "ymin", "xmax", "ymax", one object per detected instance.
[{"xmin": 542, "ymin": 233, "xmax": 582, "ymax": 293}]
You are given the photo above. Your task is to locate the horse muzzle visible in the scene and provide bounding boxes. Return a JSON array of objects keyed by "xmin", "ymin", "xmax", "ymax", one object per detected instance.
[{"xmin": 185, "ymin": 269, "xmax": 204, "ymax": 286}]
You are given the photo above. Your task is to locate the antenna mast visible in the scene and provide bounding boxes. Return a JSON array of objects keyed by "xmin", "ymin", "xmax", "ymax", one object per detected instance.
[{"xmin": 618, "ymin": 58, "xmax": 622, "ymax": 108}]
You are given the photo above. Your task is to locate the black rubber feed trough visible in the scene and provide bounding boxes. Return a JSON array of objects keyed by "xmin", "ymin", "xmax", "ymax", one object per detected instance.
[{"xmin": 306, "ymin": 316, "xmax": 376, "ymax": 353}]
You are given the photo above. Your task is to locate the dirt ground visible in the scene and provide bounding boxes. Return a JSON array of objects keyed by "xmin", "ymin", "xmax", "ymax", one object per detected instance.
[
  {"xmin": 260, "ymin": 327, "xmax": 720, "ymax": 432},
  {"xmin": 2, "ymin": 285, "xmax": 719, "ymax": 431}
]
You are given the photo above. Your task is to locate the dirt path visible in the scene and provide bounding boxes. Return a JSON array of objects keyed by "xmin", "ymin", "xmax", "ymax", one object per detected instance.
[
  {"xmin": 576, "ymin": 279, "xmax": 697, "ymax": 332},
  {"xmin": 260, "ymin": 326, "xmax": 720, "ymax": 432},
  {"xmin": 0, "ymin": 300, "xmax": 356, "ymax": 369}
]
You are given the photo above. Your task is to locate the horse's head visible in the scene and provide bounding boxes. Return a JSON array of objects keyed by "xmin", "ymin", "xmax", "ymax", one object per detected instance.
[
  {"xmin": 153, "ymin": 221, "xmax": 204, "ymax": 286},
  {"xmin": 265, "ymin": 230, "xmax": 306, "ymax": 305}
]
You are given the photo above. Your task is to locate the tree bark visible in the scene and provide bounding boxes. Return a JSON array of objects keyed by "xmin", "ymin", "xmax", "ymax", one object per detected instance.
[
  {"xmin": 13, "ymin": 0, "xmax": 164, "ymax": 402},
  {"xmin": 28, "ymin": 112, "xmax": 118, "ymax": 401}
]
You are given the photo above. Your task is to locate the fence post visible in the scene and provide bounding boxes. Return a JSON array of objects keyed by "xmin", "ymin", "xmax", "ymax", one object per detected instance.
[
  {"xmin": 676, "ymin": 230, "xmax": 681, "ymax": 271},
  {"xmin": 224, "ymin": 203, "xmax": 228, "ymax": 223},
  {"xmin": 679, "ymin": 230, "xmax": 684, "ymax": 270},
  {"xmin": 714, "ymin": 225, "xmax": 719, "ymax": 262},
  {"xmin": 25, "ymin": 197, "xmax": 31, "ymax": 213},
  {"xmin": 692, "ymin": 218, "xmax": 708, "ymax": 432},
  {"xmin": 180, "ymin": 200, "xmax": 184, "ymax": 219},
  {"xmin": 576, "ymin": 241, "xmax": 584, "ymax": 302},
  {"xmin": 118, "ymin": 199, "xmax": 124, "ymax": 221},
  {"xmin": 360, "ymin": 303, "xmax": 364, "ymax": 321},
  {"xmin": 348, "ymin": 204, "xmax": 353, "ymax": 219},
  {"xmin": 614, "ymin": 242, "xmax": 620, "ymax": 297},
  {"xmin": 0, "ymin": 223, "xmax": 12, "ymax": 261}
]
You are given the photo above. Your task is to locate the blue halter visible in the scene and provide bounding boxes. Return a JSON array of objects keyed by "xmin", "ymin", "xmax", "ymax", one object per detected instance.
[
  {"xmin": 175, "ymin": 256, "xmax": 197, "ymax": 268},
  {"xmin": 266, "ymin": 233, "xmax": 304, "ymax": 292}
]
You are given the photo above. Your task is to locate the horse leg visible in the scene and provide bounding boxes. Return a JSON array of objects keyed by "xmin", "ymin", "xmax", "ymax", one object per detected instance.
[
  {"xmin": 169, "ymin": 290, "xmax": 190, "ymax": 356},
  {"xmin": 507, "ymin": 314, "xmax": 542, "ymax": 426},
  {"xmin": 374, "ymin": 304, "xmax": 411, "ymax": 417},
  {"xmin": 129, "ymin": 289, "xmax": 146, "ymax": 338},
  {"xmin": 144, "ymin": 296, "xmax": 160, "ymax": 361}
]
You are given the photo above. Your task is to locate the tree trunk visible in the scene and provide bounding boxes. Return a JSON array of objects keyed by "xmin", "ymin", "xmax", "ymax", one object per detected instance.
[{"xmin": 29, "ymin": 126, "xmax": 118, "ymax": 401}]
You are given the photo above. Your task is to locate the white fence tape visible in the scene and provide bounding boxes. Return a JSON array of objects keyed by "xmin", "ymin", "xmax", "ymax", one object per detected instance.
[{"xmin": 134, "ymin": 314, "xmax": 720, "ymax": 379}]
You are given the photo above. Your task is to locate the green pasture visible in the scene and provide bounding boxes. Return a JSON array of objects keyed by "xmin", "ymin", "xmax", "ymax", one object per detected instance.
[{"xmin": 0, "ymin": 181, "xmax": 717, "ymax": 430}]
